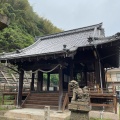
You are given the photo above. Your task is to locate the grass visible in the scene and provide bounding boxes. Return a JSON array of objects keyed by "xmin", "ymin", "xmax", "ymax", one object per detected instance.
[
  {"xmin": 0, "ymin": 106, "xmax": 8, "ymax": 111},
  {"xmin": 0, "ymin": 95, "xmax": 14, "ymax": 105},
  {"xmin": 0, "ymin": 95, "xmax": 15, "ymax": 111}
]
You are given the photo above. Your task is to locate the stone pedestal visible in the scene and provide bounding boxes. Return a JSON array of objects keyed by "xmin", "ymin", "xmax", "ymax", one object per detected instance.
[
  {"xmin": 68, "ymin": 80, "xmax": 90, "ymax": 120},
  {"xmin": 68, "ymin": 102, "xmax": 90, "ymax": 120},
  {"xmin": 70, "ymin": 111, "xmax": 89, "ymax": 120}
]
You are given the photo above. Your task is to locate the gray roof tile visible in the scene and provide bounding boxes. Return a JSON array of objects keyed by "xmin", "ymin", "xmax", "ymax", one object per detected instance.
[{"xmin": 0, "ymin": 23, "xmax": 115, "ymax": 60}]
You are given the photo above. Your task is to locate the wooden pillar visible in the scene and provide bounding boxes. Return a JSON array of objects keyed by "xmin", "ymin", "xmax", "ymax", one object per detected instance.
[
  {"xmin": 31, "ymin": 72, "xmax": 35, "ymax": 91},
  {"xmin": 95, "ymin": 60, "xmax": 100, "ymax": 86},
  {"xmin": 47, "ymin": 73, "xmax": 50, "ymax": 91},
  {"xmin": 58, "ymin": 65, "xmax": 63, "ymax": 111},
  {"xmin": 17, "ymin": 69, "xmax": 24, "ymax": 108},
  {"xmin": 84, "ymin": 71, "xmax": 87, "ymax": 86},
  {"xmin": 37, "ymin": 71, "xmax": 43, "ymax": 92},
  {"xmin": 70, "ymin": 62, "xmax": 74, "ymax": 80},
  {"xmin": 101, "ymin": 65, "xmax": 106, "ymax": 88},
  {"xmin": 87, "ymin": 72, "xmax": 90, "ymax": 86},
  {"xmin": 113, "ymin": 96, "xmax": 117, "ymax": 114}
]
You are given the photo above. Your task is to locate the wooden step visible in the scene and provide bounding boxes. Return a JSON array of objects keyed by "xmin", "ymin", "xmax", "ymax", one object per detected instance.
[
  {"xmin": 30, "ymin": 93, "xmax": 66, "ymax": 97},
  {"xmin": 31, "ymin": 93, "xmax": 59, "ymax": 96},
  {"xmin": 30, "ymin": 93, "xmax": 58, "ymax": 95},
  {"xmin": 22, "ymin": 92, "xmax": 66, "ymax": 109},
  {"xmin": 30, "ymin": 95, "xmax": 59, "ymax": 97},
  {"xmin": 23, "ymin": 104, "xmax": 58, "ymax": 110},
  {"xmin": 26, "ymin": 100, "xmax": 58, "ymax": 105},
  {"xmin": 28, "ymin": 96, "xmax": 64, "ymax": 101},
  {"xmin": 29, "ymin": 96, "xmax": 59, "ymax": 98},
  {"xmin": 28, "ymin": 97, "xmax": 59, "ymax": 101}
]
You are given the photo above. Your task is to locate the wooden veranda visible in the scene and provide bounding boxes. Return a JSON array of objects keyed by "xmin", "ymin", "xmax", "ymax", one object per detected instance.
[{"xmin": 0, "ymin": 84, "xmax": 117, "ymax": 113}]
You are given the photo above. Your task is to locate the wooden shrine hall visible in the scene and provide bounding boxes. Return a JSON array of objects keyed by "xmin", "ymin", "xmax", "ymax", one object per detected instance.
[{"xmin": 0, "ymin": 23, "xmax": 120, "ymax": 112}]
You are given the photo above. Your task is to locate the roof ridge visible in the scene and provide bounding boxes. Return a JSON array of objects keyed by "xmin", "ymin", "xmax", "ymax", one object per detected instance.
[{"xmin": 40, "ymin": 23, "xmax": 103, "ymax": 40}]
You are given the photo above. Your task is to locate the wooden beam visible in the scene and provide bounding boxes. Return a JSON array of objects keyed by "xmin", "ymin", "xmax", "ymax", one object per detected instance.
[
  {"xmin": 22, "ymin": 63, "xmax": 59, "ymax": 71},
  {"xmin": 17, "ymin": 69, "xmax": 24, "ymax": 108}
]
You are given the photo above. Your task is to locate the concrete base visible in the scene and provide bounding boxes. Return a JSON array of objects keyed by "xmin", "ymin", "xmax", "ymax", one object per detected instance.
[
  {"xmin": 89, "ymin": 111, "xmax": 119, "ymax": 120},
  {"xmin": 4, "ymin": 108, "xmax": 71, "ymax": 120},
  {"xmin": 4, "ymin": 108, "xmax": 119, "ymax": 120}
]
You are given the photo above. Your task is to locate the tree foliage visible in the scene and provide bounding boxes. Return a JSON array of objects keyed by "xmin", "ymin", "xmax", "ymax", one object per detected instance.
[
  {"xmin": 0, "ymin": 0, "xmax": 62, "ymax": 52},
  {"xmin": 43, "ymin": 73, "xmax": 59, "ymax": 86}
]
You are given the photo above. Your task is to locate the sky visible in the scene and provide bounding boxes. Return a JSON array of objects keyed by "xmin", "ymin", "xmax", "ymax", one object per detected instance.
[{"xmin": 28, "ymin": 0, "xmax": 120, "ymax": 36}]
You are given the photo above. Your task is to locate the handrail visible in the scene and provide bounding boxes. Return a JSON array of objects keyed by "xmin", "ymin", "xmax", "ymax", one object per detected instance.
[
  {"xmin": 62, "ymin": 93, "xmax": 69, "ymax": 111},
  {"xmin": 0, "ymin": 83, "xmax": 32, "ymax": 92},
  {"xmin": 89, "ymin": 86, "xmax": 116, "ymax": 94},
  {"xmin": 21, "ymin": 92, "xmax": 31, "ymax": 107}
]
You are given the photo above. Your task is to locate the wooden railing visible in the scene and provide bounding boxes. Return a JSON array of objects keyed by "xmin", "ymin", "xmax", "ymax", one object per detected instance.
[
  {"xmin": 89, "ymin": 86, "xmax": 116, "ymax": 94},
  {"xmin": 89, "ymin": 87, "xmax": 117, "ymax": 114},
  {"xmin": 1, "ymin": 94, "xmax": 17, "ymax": 105},
  {"xmin": 0, "ymin": 83, "xmax": 30, "ymax": 106},
  {"xmin": 67, "ymin": 85, "xmax": 117, "ymax": 113},
  {"xmin": 0, "ymin": 83, "xmax": 31, "ymax": 92}
]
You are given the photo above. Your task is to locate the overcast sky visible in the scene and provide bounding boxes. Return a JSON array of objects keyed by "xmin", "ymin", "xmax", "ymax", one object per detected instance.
[{"xmin": 28, "ymin": 0, "xmax": 120, "ymax": 36}]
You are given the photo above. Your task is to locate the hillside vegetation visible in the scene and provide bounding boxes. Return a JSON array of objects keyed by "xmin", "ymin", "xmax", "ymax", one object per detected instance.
[{"xmin": 0, "ymin": 0, "xmax": 62, "ymax": 52}]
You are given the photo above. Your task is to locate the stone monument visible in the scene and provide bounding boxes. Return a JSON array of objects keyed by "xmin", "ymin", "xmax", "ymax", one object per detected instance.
[{"xmin": 68, "ymin": 80, "xmax": 91, "ymax": 120}]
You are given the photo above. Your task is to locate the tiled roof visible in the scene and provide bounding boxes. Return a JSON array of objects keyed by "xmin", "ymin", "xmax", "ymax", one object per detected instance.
[{"xmin": 0, "ymin": 23, "xmax": 117, "ymax": 60}]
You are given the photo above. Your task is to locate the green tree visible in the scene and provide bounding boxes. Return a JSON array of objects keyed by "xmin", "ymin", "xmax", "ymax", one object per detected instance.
[{"xmin": 0, "ymin": 0, "xmax": 62, "ymax": 52}]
